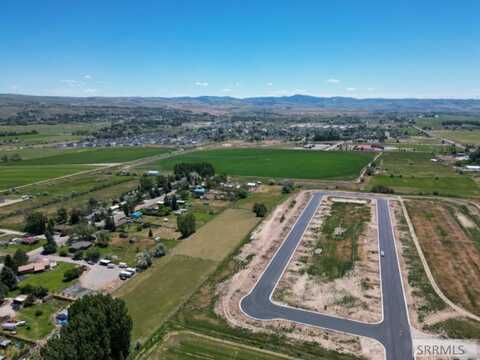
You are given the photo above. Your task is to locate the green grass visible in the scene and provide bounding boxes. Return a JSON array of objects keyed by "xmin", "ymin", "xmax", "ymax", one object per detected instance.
[
  {"xmin": 155, "ymin": 332, "xmax": 293, "ymax": 360},
  {"xmin": 308, "ymin": 202, "xmax": 370, "ymax": 280},
  {"xmin": 16, "ymin": 262, "xmax": 78, "ymax": 293},
  {"xmin": 0, "ymin": 239, "xmax": 47, "ymax": 256},
  {"xmin": 433, "ymin": 129, "xmax": 480, "ymax": 146},
  {"xmin": 10, "ymin": 147, "xmax": 172, "ymax": 166},
  {"xmin": 370, "ymin": 152, "xmax": 480, "ymax": 197},
  {"xmin": 0, "ymin": 164, "xmax": 94, "ymax": 189},
  {"xmin": 424, "ymin": 318, "xmax": 480, "ymax": 339},
  {"xmin": 16, "ymin": 299, "xmax": 68, "ymax": 340},
  {"xmin": 117, "ymin": 255, "xmax": 217, "ymax": 341},
  {"xmin": 147, "ymin": 148, "xmax": 374, "ymax": 180}
]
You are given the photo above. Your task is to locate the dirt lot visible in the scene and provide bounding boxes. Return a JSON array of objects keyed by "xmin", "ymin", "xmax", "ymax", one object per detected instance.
[
  {"xmin": 272, "ymin": 196, "xmax": 382, "ymax": 323},
  {"xmin": 215, "ymin": 191, "xmax": 384, "ymax": 359},
  {"xmin": 405, "ymin": 199, "xmax": 480, "ymax": 317}
]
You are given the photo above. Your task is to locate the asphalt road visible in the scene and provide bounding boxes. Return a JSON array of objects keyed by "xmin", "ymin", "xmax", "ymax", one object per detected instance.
[{"xmin": 240, "ymin": 192, "xmax": 413, "ymax": 360}]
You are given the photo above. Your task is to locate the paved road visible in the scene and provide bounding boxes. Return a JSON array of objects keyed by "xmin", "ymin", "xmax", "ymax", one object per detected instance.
[{"xmin": 240, "ymin": 192, "xmax": 413, "ymax": 360}]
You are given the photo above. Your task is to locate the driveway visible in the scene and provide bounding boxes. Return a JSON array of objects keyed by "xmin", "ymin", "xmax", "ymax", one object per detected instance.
[{"xmin": 240, "ymin": 191, "xmax": 413, "ymax": 360}]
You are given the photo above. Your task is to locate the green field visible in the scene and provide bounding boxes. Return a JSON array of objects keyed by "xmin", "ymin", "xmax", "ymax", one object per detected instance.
[
  {"xmin": 433, "ymin": 129, "xmax": 480, "ymax": 146},
  {"xmin": 9, "ymin": 147, "xmax": 172, "ymax": 166},
  {"xmin": 147, "ymin": 148, "xmax": 374, "ymax": 180},
  {"xmin": 153, "ymin": 332, "xmax": 293, "ymax": 360},
  {"xmin": 0, "ymin": 165, "xmax": 94, "ymax": 189},
  {"xmin": 370, "ymin": 152, "xmax": 480, "ymax": 197}
]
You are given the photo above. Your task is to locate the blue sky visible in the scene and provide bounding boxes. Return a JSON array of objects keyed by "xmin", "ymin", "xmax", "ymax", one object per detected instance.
[{"xmin": 1, "ymin": 0, "xmax": 479, "ymax": 98}]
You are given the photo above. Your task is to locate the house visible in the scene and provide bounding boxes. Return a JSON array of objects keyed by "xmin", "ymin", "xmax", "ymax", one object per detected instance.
[{"xmin": 17, "ymin": 259, "xmax": 50, "ymax": 274}]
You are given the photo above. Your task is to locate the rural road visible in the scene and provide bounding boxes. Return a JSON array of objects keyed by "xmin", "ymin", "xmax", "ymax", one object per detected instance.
[{"xmin": 240, "ymin": 192, "xmax": 413, "ymax": 360}]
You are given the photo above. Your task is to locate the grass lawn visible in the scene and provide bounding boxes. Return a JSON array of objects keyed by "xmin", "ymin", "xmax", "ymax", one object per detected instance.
[
  {"xmin": 16, "ymin": 262, "xmax": 78, "ymax": 293},
  {"xmin": 0, "ymin": 165, "xmax": 94, "ymax": 189},
  {"xmin": 16, "ymin": 299, "xmax": 68, "ymax": 340},
  {"xmin": 154, "ymin": 332, "xmax": 294, "ymax": 360},
  {"xmin": 12, "ymin": 147, "xmax": 172, "ymax": 166},
  {"xmin": 147, "ymin": 148, "xmax": 374, "ymax": 180},
  {"xmin": 0, "ymin": 239, "xmax": 47, "ymax": 256}
]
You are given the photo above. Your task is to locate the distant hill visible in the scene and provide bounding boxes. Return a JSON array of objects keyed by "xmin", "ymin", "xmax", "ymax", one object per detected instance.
[{"xmin": 1, "ymin": 93, "xmax": 480, "ymax": 115}]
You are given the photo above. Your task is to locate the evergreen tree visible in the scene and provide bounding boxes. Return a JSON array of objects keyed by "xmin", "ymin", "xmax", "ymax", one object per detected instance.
[{"xmin": 1, "ymin": 266, "xmax": 17, "ymax": 290}]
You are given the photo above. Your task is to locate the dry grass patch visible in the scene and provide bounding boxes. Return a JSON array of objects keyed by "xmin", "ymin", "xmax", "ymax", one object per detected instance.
[{"xmin": 406, "ymin": 199, "xmax": 480, "ymax": 316}]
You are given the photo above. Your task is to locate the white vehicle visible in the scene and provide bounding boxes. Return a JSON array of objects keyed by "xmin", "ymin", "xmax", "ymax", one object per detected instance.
[
  {"xmin": 107, "ymin": 263, "xmax": 115, "ymax": 269},
  {"xmin": 99, "ymin": 259, "xmax": 111, "ymax": 266},
  {"xmin": 119, "ymin": 271, "xmax": 132, "ymax": 280},
  {"xmin": 125, "ymin": 267, "xmax": 136, "ymax": 275},
  {"xmin": 118, "ymin": 262, "xmax": 127, "ymax": 268},
  {"xmin": 380, "ymin": 250, "xmax": 385, "ymax": 257}
]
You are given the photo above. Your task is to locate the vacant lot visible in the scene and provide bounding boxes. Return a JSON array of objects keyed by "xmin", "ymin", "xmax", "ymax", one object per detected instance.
[
  {"xmin": 153, "ymin": 332, "xmax": 293, "ymax": 360},
  {"xmin": 11, "ymin": 147, "xmax": 171, "ymax": 166},
  {"xmin": 0, "ymin": 165, "xmax": 94, "ymax": 189},
  {"xmin": 406, "ymin": 199, "xmax": 480, "ymax": 316},
  {"xmin": 371, "ymin": 152, "xmax": 479, "ymax": 197},
  {"xmin": 148, "ymin": 148, "xmax": 374, "ymax": 180}
]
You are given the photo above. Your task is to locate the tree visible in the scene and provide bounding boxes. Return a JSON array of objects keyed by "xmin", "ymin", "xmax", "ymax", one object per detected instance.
[
  {"xmin": 139, "ymin": 175, "xmax": 154, "ymax": 193},
  {"xmin": 104, "ymin": 215, "xmax": 116, "ymax": 231},
  {"xmin": 4, "ymin": 255, "xmax": 17, "ymax": 274},
  {"xmin": 24, "ymin": 212, "xmax": 47, "ymax": 235},
  {"xmin": 41, "ymin": 294, "xmax": 132, "ymax": 360},
  {"xmin": 151, "ymin": 242, "xmax": 166, "ymax": 258},
  {"xmin": 72, "ymin": 223, "xmax": 95, "ymax": 241},
  {"xmin": 96, "ymin": 231, "xmax": 111, "ymax": 248},
  {"xmin": 63, "ymin": 267, "xmax": 85, "ymax": 282},
  {"xmin": 177, "ymin": 213, "xmax": 196, "ymax": 238},
  {"xmin": 46, "ymin": 218, "xmax": 55, "ymax": 234},
  {"xmin": 1, "ymin": 266, "xmax": 17, "ymax": 290},
  {"xmin": 253, "ymin": 203, "xmax": 267, "ymax": 217},
  {"xmin": 85, "ymin": 248, "xmax": 100, "ymax": 263},
  {"xmin": 13, "ymin": 249, "xmax": 28, "ymax": 267},
  {"xmin": 136, "ymin": 250, "xmax": 152, "ymax": 270},
  {"xmin": 56, "ymin": 207, "xmax": 68, "ymax": 224},
  {"xmin": 148, "ymin": 227, "xmax": 153, "ymax": 238},
  {"xmin": 43, "ymin": 230, "xmax": 57, "ymax": 255},
  {"xmin": 69, "ymin": 208, "xmax": 82, "ymax": 225}
]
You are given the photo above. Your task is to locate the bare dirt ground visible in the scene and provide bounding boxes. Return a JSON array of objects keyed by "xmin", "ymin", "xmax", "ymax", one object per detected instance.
[
  {"xmin": 405, "ymin": 199, "xmax": 480, "ymax": 318},
  {"xmin": 272, "ymin": 196, "xmax": 382, "ymax": 323},
  {"xmin": 215, "ymin": 191, "xmax": 384, "ymax": 359}
]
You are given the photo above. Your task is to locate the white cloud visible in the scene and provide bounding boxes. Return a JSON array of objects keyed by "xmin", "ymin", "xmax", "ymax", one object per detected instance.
[
  {"xmin": 327, "ymin": 78, "xmax": 340, "ymax": 84},
  {"xmin": 346, "ymin": 87, "xmax": 356, "ymax": 92},
  {"xmin": 221, "ymin": 88, "xmax": 232, "ymax": 93},
  {"xmin": 194, "ymin": 81, "xmax": 209, "ymax": 87},
  {"xmin": 84, "ymin": 74, "xmax": 92, "ymax": 80},
  {"xmin": 267, "ymin": 82, "xmax": 273, "ymax": 86},
  {"xmin": 84, "ymin": 88, "xmax": 97, "ymax": 94},
  {"xmin": 60, "ymin": 79, "xmax": 81, "ymax": 87}
]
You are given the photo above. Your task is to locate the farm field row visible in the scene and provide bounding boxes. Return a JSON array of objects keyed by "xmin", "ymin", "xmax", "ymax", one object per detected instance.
[
  {"xmin": 432, "ymin": 129, "xmax": 480, "ymax": 146},
  {"xmin": 5, "ymin": 146, "xmax": 172, "ymax": 166},
  {"xmin": 142, "ymin": 148, "xmax": 374, "ymax": 180}
]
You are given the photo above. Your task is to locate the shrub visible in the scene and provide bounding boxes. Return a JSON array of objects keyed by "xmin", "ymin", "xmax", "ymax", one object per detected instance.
[{"xmin": 63, "ymin": 267, "xmax": 85, "ymax": 282}]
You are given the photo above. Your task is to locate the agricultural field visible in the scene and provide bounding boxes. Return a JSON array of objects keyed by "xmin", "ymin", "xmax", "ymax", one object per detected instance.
[
  {"xmin": 153, "ymin": 332, "xmax": 293, "ymax": 360},
  {"xmin": 144, "ymin": 148, "xmax": 374, "ymax": 180},
  {"xmin": 405, "ymin": 199, "xmax": 480, "ymax": 317},
  {"xmin": 432, "ymin": 129, "xmax": 480, "ymax": 146},
  {"xmin": 8, "ymin": 146, "xmax": 172, "ymax": 166},
  {"xmin": 0, "ymin": 165, "xmax": 95, "ymax": 189},
  {"xmin": 370, "ymin": 151, "xmax": 480, "ymax": 197}
]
